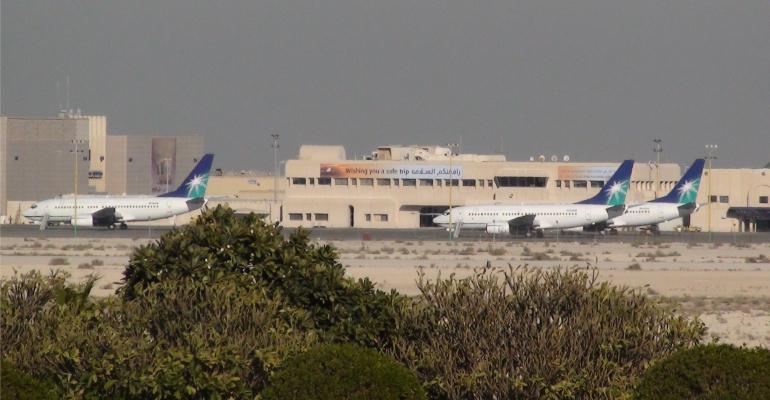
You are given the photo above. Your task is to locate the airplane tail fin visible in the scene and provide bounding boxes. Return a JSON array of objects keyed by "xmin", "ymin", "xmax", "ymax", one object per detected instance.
[
  {"xmin": 158, "ymin": 154, "xmax": 214, "ymax": 198},
  {"xmin": 650, "ymin": 159, "xmax": 705, "ymax": 204},
  {"xmin": 575, "ymin": 160, "xmax": 634, "ymax": 206}
]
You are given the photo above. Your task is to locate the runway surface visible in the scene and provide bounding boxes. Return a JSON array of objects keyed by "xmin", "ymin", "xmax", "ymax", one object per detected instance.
[{"xmin": 1, "ymin": 224, "xmax": 768, "ymax": 243}]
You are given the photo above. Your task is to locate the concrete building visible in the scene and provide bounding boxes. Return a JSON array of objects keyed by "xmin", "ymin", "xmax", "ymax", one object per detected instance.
[
  {"xmin": 1, "ymin": 116, "xmax": 91, "ymax": 220},
  {"xmin": 105, "ymin": 135, "xmax": 205, "ymax": 195}
]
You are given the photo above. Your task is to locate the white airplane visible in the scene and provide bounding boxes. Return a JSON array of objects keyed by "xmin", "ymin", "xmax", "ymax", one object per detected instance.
[
  {"xmin": 605, "ymin": 159, "xmax": 705, "ymax": 232},
  {"xmin": 22, "ymin": 154, "xmax": 214, "ymax": 230},
  {"xmin": 432, "ymin": 160, "xmax": 634, "ymax": 237}
]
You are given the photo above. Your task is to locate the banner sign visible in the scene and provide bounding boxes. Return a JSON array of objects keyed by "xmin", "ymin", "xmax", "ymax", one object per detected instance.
[
  {"xmin": 557, "ymin": 165, "xmax": 616, "ymax": 181},
  {"xmin": 320, "ymin": 163, "xmax": 462, "ymax": 179},
  {"xmin": 151, "ymin": 137, "xmax": 177, "ymax": 194}
]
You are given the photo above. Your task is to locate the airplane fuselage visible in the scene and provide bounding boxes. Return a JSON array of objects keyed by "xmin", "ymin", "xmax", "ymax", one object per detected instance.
[
  {"xmin": 608, "ymin": 202, "xmax": 695, "ymax": 228},
  {"xmin": 23, "ymin": 196, "xmax": 199, "ymax": 226},
  {"xmin": 434, "ymin": 204, "xmax": 617, "ymax": 232}
]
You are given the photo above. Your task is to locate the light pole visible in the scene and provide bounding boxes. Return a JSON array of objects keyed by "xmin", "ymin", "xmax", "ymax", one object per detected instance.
[
  {"xmin": 653, "ymin": 139, "xmax": 663, "ymax": 197},
  {"xmin": 447, "ymin": 142, "xmax": 458, "ymax": 240},
  {"xmin": 705, "ymin": 144, "xmax": 718, "ymax": 240},
  {"xmin": 72, "ymin": 139, "xmax": 84, "ymax": 238},
  {"xmin": 271, "ymin": 134, "xmax": 280, "ymax": 221}
]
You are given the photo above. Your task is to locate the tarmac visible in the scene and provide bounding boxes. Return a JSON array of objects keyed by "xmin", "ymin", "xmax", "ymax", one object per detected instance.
[{"xmin": 1, "ymin": 223, "xmax": 768, "ymax": 244}]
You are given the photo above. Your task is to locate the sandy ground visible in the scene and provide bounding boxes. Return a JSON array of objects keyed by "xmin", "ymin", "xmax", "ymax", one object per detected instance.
[{"xmin": 1, "ymin": 236, "xmax": 768, "ymax": 347}]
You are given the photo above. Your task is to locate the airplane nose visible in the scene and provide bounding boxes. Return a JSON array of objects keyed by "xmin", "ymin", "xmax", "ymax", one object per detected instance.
[{"xmin": 433, "ymin": 215, "xmax": 448, "ymax": 225}]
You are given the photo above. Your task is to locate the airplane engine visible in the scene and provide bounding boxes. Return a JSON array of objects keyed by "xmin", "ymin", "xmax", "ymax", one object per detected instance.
[
  {"xmin": 70, "ymin": 217, "xmax": 95, "ymax": 227},
  {"xmin": 486, "ymin": 224, "xmax": 510, "ymax": 234}
]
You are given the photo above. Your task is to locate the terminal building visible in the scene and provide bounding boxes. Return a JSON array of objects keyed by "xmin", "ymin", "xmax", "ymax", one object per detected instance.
[{"xmin": 209, "ymin": 144, "xmax": 769, "ymax": 233}]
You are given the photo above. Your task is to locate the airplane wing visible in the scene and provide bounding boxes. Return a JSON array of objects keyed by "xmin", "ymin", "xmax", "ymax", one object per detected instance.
[
  {"xmin": 605, "ymin": 204, "xmax": 626, "ymax": 219},
  {"xmin": 92, "ymin": 207, "xmax": 122, "ymax": 224},
  {"xmin": 508, "ymin": 214, "xmax": 537, "ymax": 234}
]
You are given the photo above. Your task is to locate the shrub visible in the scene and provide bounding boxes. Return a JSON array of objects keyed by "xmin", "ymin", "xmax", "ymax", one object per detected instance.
[
  {"xmin": 121, "ymin": 205, "xmax": 405, "ymax": 347},
  {"xmin": 262, "ymin": 344, "xmax": 425, "ymax": 400},
  {"xmin": 0, "ymin": 361, "xmax": 58, "ymax": 400},
  {"xmin": 1, "ymin": 271, "xmax": 315, "ymax": 398},
  {"xmin": 634, "ymin": 344, "xmax": 770, "ymax": 399},
  {"xmin": 48, "ymin": 257, "xmax": 69, "ymax": 265},
  {"xmin": 627, "ymin": 263, "xmax": 642, "ymax": 271},
  {"xmin": 389, "ymin": 266, "xmax": 704, "ymax": 399}
]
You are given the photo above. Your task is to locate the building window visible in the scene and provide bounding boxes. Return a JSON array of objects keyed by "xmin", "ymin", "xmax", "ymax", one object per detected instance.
[
  {"xmin": 376, "ymin": 213, "xmax": 389, "ymax": 222},
  {"xmin": 710, "ymin": 195, "xmax": 717, "ymax": 203},
  {"xmin": 573, "ymin": 180, "xmax": 587, "ymax": 188},
  {"xmin": 309, "ymin": 178, "xmax": 315, "ymax": 184},
  {"xmin": 365, "ymin": 213, "xmax": 371, "ymax": 221},
  {"xmin": 393, "ymin": 179, "xmax": 399, "ymax": 186},
  {"xmin": 318, "ymin": 177, "xmax": 331, "ymax": 185},
  {"xmin": 402, "ymin": 179, "xmax": 416, "ymax": 186},
  {"xmin": 555, "ymin": 180, "xmax": 562, "ymax": 188},
  {"xmin": 314, "ymin": 213, "xmax": 329, "ymax": 221},
  {"xmin": 351, "ymin": 178, "xmax": 358, "ymax": 185},
  {"xmin": 462, "ymin": 179, "xmax": 476, "ymax": 187},
  {"xmin": 334, "ymin": 178, "xmax": 348, "ymax": 186},
  {"xmin": 360, "ymin": 178, "xmax": 373, "ymax": 186},
  {"xmin": 487, "ymin": 180, "xmax": 494, "ymax": 187},
  {"xmin": 377, "ymin": 178, "xmax": 391, "ymax": 186},
  {"xmin": 719, "ymin": 196, "xmax": 729, "ymax": 203},
  {"xmin": 128, "ymin": 157, "xmax": 133, "ymax": 162},
  {"xmin": 494, "ymin": 176, "xmax": 548, "ymax": 187},
  {"xmin": 444, "ymin": 179, "xmax": 459, "ymax": 187},
  {"xmin": 479, "ymin": 180, "xmax": 485, "ymax": 187},
  {"xmin": 305, "ymin": 213, "xmax": 312, "ymax": 220},
  {"xmin": 292, "ymin": 177, "xmax": 307, "ymax": 185},
  {"xmin": 13, "ymin": 156, "xmax": 19, "ymax": 161},
  {"xmin": 590, "ymin": 180, "xmax": 604, "ymax": 188},
  {"xmin": 760, "ymin": 196, "xmax": 769, "ymax": 204},
  {"xmin": 419, "ymin": 179, "xmax": 434, "ymax": 186},
  {"xmin": 289, "ymin": 213, "xmax": 303, "ymax": 221}
]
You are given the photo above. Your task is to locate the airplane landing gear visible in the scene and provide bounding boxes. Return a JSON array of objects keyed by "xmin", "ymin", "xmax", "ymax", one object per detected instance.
[
  {"xmin": 119, "ymin": 223, "xmax": 128, "ymax": 230},
  {"xmin": 107, "ymin": 224, "xmax": 116, "ymax": 230},
  {"xmin": 535, "ymin": 230, "xmax": 544, "ymax": 238}
]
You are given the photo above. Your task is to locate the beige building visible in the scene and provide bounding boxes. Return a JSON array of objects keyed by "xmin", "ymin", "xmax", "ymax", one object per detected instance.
[
  {"xmin": 278, "ymin": 145, "xmax": 685, "ymax": 229},
  {"xmin": 105, "ymin": 134, "xmax": 204, "ymax": 195},
  {"xmin": 85, "ymin": 115, "xmax": 108, "ymax": 192},
  {"xmin": 693, "ymin": 168, "xmax": 770, "ymax": 232},
  {"xmin": 0, "ymin": 115, "xmax": 91, "ymax": 220}
]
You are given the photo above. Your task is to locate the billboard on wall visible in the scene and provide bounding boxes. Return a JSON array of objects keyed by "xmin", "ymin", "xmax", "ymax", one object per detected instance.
[
  {"xmin": 151, "ymin": 137, "xmax": 177, "ymax": 194},
  {"xmin": 557, "ymin": 165, "xmax": 616, "ymax": 181},
  {"xmin": 320, "ymin": 163, "xmax": 462, "ymax": 179}
]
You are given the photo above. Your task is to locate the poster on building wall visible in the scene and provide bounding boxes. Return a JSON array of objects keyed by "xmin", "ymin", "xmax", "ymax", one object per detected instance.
[
  {"xmin": 320, "ymin": 163, "xmax": 462, "ymax": 179},
  {"xmin": 557, "ymin": 165, "xmax": 616, "ymax": 181},
  {"xmin": 151, "ymin": 137, "xmax": 177, "ymax": 194}
]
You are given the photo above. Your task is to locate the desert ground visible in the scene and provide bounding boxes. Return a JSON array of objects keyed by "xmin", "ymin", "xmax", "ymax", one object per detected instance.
[{"xmin": 1, "ymin": 236, "xmax": 768, "ymax": 347}]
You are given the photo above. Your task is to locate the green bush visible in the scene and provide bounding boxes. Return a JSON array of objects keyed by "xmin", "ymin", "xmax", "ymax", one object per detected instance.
[
  {"xmin": 1, "ymin": 271, "xmax": 315, "ymax": 398},
  {"xmin": 0, "ymin": 361, "xmax": 58, "ymax": 400},
  {"xmin": 262, "ymin": 344, "xmax": 425, "ymax": 400},
  {"xmin": 634, "ymin": 344, "xmax": 770, "ymax": 399},
  {"xmin": 121, "ymin": 205, "xmax": 404, "ymax": 347},
  {"xmin": 389, "ymin": 266, "xmax": 705, "ymax": 399}
]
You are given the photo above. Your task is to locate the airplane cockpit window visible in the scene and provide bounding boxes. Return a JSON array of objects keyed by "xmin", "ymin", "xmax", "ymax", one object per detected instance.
[
  {"xmin": 30, "ymin": 204, "xmax": 38, "ymax": 209},
  {"xmin": 443, "ymin": 210, "xmax": 450, "ymax": 215}
]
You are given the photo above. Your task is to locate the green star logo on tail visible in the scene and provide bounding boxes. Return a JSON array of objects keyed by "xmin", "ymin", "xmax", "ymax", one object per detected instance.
[
  {"xmin": 186, "ymin": 174, "xmax": 209, "ymax": 198},
  {"xmin": 606, "ymin": 180, "xmax": 630, "ymax": 206},
  {"xmin": 677, "ymin": 178, "xmax": 700, "ymax": 204}
]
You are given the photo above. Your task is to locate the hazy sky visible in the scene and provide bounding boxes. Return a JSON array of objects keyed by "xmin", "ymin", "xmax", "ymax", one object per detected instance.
[{"xmin": 2, "ymin": 0, "xmax": 768, "ymax": 170}]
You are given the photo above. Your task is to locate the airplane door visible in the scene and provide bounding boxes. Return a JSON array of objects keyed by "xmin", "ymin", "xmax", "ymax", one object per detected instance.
[{"xmin": 585, "ymin": 209, "xmax": 592, "ymax": 223}]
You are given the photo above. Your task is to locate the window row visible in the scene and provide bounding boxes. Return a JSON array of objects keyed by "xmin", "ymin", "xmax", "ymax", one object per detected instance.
[
  {"xmin": 288, "ymin": 213, "xmax": 329, "ymax": 222},
  {"xmin": 54, "ymin": 204, "xmax": 159, "ymax": 209},
  {"xmin": 291, "ymin": 177, "xmax": 494, "ymax": 187}
]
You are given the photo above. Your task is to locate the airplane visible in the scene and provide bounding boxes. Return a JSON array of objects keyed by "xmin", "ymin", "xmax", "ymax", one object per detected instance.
[
  {"xmin": 604, "ymin": 159, "xmax": 705, "ymax": 233},
  {"xmin": 432, "ymin": 160, "xmax": 634, "ymax": 238},
  {"xmin": 22, "ymin": 154, "xmax": 214, "ymax": 230}
]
